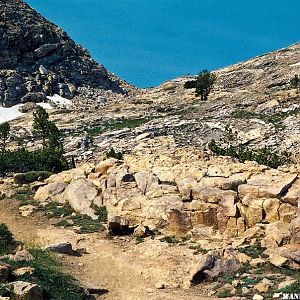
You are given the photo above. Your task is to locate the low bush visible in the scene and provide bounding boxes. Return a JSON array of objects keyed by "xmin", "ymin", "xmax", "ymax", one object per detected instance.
[
  {"xmin": 106, "ymin": 148, "xmax": 123, "ymax": 160},
  {"xmin": 0, "ymin": 223, "xmax": 15, "ymax": 255},
  {"xmin": 85, "ymin": 118, "xmax": 150, "ymax": 136},
  {"xmin": 4, "ymin": 248, "xmax": 86, "ymax": 300},
  {"xmin": 208, "ymin": 139, "xmax": 291, "ymax": 169},
  {"xmin": 0, "ymin": 284, "xmax": 12, "ymax": 297},
  {"xmin": 0, "ymin": 148, "xmax": 69, "ymax": 176},
  {"xmin": 184, "ymin": 80, "xmax": 197, "ymax": 89},
  {"xmin": 95, "ymin": 206, "xmax": 108, "ymax": 223},
  {"xmin": 44, "ymin": 202, "xmax": 75, "ymax": 218},
  {"xmin": 14, "ymin": 171, "xmax": 53, "ymax": 184},
  {"xmin": 71, "ymin": 214, "xmax": 102, "ymax": 234}
]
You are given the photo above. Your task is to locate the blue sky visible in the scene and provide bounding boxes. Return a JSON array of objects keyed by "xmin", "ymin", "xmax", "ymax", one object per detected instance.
[{"xmin": 26, "ymin": 0, "xmax": 300, "ymax": 88}]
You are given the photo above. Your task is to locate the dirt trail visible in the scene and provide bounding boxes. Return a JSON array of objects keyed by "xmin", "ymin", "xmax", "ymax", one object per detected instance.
[{"xmin": 0, "ymin": 201, "xmax": 218, "ymax": 300}]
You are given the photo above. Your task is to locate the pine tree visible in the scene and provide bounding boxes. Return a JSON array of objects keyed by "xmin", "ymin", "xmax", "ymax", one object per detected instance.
[
  {"xmin": 291, "ymin": 75, "xmax": 300, "ymax": 94},
  {"xmin": 195, "ymin": 70, "xmax": 217, "ymax": 100},
  {"xmin": 0, "ymin": 122, "xmax": 10, "ymax": 151},
  {"xmin": 33, "ymin": 106, "xmax": 50, "ymax": 149}
]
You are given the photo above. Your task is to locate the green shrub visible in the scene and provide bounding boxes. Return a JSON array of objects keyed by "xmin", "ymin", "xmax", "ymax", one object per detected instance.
[
  {"xmin": 86, "ymin": 118, "xmax": 150, "ymax": 136},
  {"xmin": 0, "ymin": 283, "xmax": 12, "ymax": 297},
  {"xmin": 217, "ymin": 290, "xmax": 232, "ymax": 298},
  {"xmin": 189, "ymin": 245, "xmax": 208, "ymax": 255},
  {"xmin": 238, "ymin": 243, "xmax": 265, "ymax": 259},
  {"xmin": 208, "ymin": 139, "xmax": 291, "ymax": 169},
  {"xmin": 44, "ymin": 202, "xmax": 75, "ymax": 218},
  {"xmin": 71, "ymin": 215, "xmax": 102, "ymax": 234},
  {"xmin": 14, "ymin": 171, "xmax": 53, "ymax": 184},
  {"xmin": 0, "ymin": 223, "xmax": 15, "ymax": 255},
  {"xmin": 0, "ymin": 122, "xmax": 10, "ymax": 151},
  {"xmin": 95, "ymin": 206, "xmax": 108, "ymax": 223},
  {"xmin": 159, "ymin": 235, "xmax": 180, "ymax": 244},
  {"xmin": 135, "ymin": 237, "xmax": 145, "ymax": 244},
  {"xmin": 106, "ymin": 148, "xmax": 123, "ymax": 160},
  {"xmin": 184, "ymin": 80, "xmax": 197, "ymax": 89},
  {"xmin": 6, "ymin": 248, "xmax": 86, "ymax": 300},
  {"xmin": 0, "ymin": 148, "xmax": 69, "ymax": 176},
  {"xmin": 291, "ymin": 75, "xmax": 300, "ymax": 90}
]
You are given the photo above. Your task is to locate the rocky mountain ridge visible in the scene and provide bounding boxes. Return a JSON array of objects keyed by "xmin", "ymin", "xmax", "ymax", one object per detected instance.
[{"xmin": 0, "ymin": 0, "xmax": 129, "ymax": 107}]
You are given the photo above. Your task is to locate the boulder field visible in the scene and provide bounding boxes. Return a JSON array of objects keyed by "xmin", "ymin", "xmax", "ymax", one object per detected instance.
[{"xmin": 31, "ymin": 150, "xmax": 300, "ymax": 272}]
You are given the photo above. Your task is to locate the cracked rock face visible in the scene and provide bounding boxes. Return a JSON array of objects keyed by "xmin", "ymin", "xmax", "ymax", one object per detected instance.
[{"xmin": 0, "ymin": 0, "xmax": 125, "ymax": 106}]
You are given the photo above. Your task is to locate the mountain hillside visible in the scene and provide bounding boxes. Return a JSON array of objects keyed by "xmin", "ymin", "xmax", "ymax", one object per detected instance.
[
  {"xmin": 0, "ymin": 0, "xmax": 127, "ymax": 107},
  {"xmin": 1, "ymin": 3, "xmax": 300, "ymax": 300}
]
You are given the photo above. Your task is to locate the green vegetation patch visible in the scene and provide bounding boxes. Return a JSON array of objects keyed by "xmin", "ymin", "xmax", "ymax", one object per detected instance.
[
  {"xmin": 159, "ymin": 235, "xmax": 180, "ymax": 244},
  {"xmin": 217, "ymin": 290, "xmax": 233, "ymax": 298},
  {"xmin": 44, "ymin": 202, "xmax": 75, "ymax": 218},
  {"xmin": 231, "ymin": 108, "xmax": 300, "ymax": 127},
  {"xmin": 188, "ymin": 245, "xmax": 208, "ymax": 255},
  {"xmin": 238, "ymin": 243, "xmax": 266, "ymax": 259},
  {"xmin": 14, "ymin": 171, "xmax": 53, "ymax": 184},
  {"xmin": 46, "ymin": 203, "xmax": 108, "ymax": 234},
  {"xmin": 0, "ymin": 223, "xmax": 16, "ymax": 255},
  {"xmin": 4, "ymin": 249, "xmax": 85, "ymax": 300},
  {"xmin": 71, "ymin": 214, "xmax": 103, "ymax": 234},
  {"xmin": 106, "ymin": 148, "xmax": 123, "ymax": 160},
  {"xmin": 85, "ymin": 117, "xmax": 151, "ymax": 136},
  {"xmin": 208, "ymin": 139, "xmax": 291, "ymax": 169}
]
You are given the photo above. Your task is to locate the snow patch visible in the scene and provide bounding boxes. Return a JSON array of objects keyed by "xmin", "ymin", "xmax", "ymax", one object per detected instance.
[
  {"xmin": 47, "ymin": 94, "xmax": 72, "ymax": 107},
  {"xmin": 37, "ymin": 102, "xmax": 53, "ymax": 110},
  {"xmin": 0, "ymin": 104, "xmax": 24, "ymax": 124}
]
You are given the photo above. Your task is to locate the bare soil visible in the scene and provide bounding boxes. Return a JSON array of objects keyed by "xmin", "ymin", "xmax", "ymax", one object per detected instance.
[{"xmin": 0, "ymin": 200, "xmax": 220, "ymax": 300}]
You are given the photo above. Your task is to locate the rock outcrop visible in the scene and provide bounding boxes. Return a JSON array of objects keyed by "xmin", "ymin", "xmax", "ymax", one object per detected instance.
[
  {"xmin": 34, "ymin": 153, "xmax": 300, "ymax": 240},
  {"xmin": 0, "ymin": 0, "xmax": 126, "ymax": 106}
]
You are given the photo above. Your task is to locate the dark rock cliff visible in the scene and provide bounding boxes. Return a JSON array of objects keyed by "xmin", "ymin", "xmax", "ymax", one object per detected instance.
[{"xmin": 0, "ymin": 0, "xmax": 125, "ymax": 106}]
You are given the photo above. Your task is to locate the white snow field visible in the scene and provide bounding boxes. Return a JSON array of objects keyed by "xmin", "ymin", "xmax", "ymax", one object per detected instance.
[
  {"xmin": 0, "ymin": 104, "xmax": 24, "ymax": 124},
  {"xmin": 0, "ymin": 94, "xmax": 71, "ymax": 124},
  {"xmin": 0, "ymin": 102, "xmax": 54, "ymax": 124},
  {"xmin": 36, "ymin": 102, "xmax": 53, "ymax": 110},
  {"xmin": 47, "ymin": 94, "xmax": 72, "ymax": 107}
]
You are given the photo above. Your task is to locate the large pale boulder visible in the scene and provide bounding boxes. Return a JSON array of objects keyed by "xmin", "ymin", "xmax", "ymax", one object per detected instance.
[
  {"xmin": 192, "ymin": 186, "xmax": 237, "ymax": 204},
  {"xmin": 199, "ymin": 173, "xmax": 247, "ymax": 190},
  {"xmin": 290, "ymin": 216, "xmax": 300, "ymax": 243},
  {"xmin": 152, "ymin": 166, "xmax": 175, "ymax": 183},
  {"xmin": 279, "ymin": 203, "xmax": 298, "ymax": 223},
  {"xmin": 94, "ymin": 158, "xmax": 117, "ymax": 175},
  {"xmin": 34, "ymin": 182, "xmax": 67, "ymax": 203},
  {"xmin": 283, "ymin": 178, "xmax": 300, "ymax": 206},
  {"xmin": 279, "ymin": 243, "xmax": 300, "ymax": 264},
  {"xmin": 269, "ymin": 252, "xmax": 288, "ymax": 267},
  {"xmin": 189, "ymin": 254, "xmax": 215, "ymax": 284},
  {"xmin": 190, "ymin": 207, "xmax": 218, "ymax": 228},
  {"xmin": 263, "ymin": 198, "xmax": 280, "ymax": 222},
  {"xmin": 63, "ymin": 178, "xmax": 99, "ymax": 219},
  {"xmin": 142, "ymin": 195, "xmax": 183, "ymax": 230},
  {"xmin": 239, "ymin": 171, "xmax": 297, "ymax": 198},
  {"xmin": 262, "ymin": 221, "xmax": 290, "ymax": 249},
  {"xmin": 239, "ymin": 196, "xmax": 264, "ymax": 227},
  {"xmin": 12, "ymin": 281, "xmax": 43, "ymax": 300},
  {"xmin": 167, "ymin": 209, "xmax": 192, "ymax": 235},
  {"xmin": 176, "ymin": 177, "xmax": 198, "ymax": 201}
]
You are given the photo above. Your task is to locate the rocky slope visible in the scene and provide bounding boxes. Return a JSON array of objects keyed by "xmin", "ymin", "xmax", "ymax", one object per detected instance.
[
  {"xmin": 8, "ymin": 42, "xmax": 300, "ymax": 165},
  {"xmin": 0, "ymin": 0, "xmax": 129, "ymax": 107},
  {"xmin": 2, "ymin": 2, "xmax": 300, "ymax": 298},
  {"xmin": 2, "ymin": 145, "xmax": 300, "ymax": 299}
]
